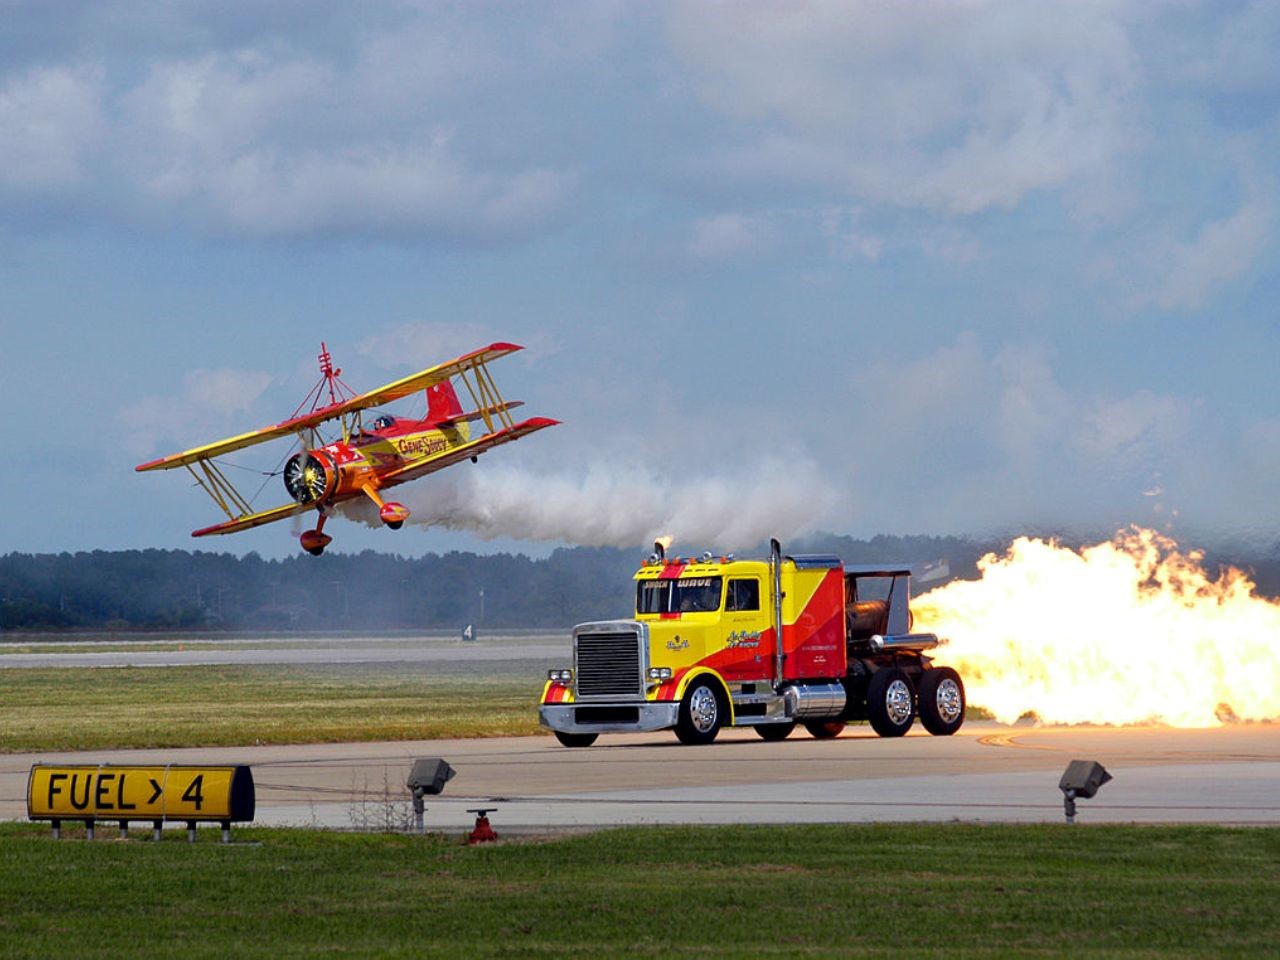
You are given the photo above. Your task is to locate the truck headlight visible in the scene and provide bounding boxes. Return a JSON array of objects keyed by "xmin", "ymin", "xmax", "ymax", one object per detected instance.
[
  {"xmin": 547, "ymin": 668, "xmax": 573, "ymax": 683},
  {"xmin": 647, "ymin": 667, "xmax": 673, "ymax": 681}
]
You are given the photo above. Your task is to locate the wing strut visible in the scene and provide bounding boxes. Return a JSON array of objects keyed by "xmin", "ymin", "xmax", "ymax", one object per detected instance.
[
  {"xmin": 456, "ymin": 357, "xmax": 517, "ymax": 435},
  {"xmin": 184, "ymin": 459, "xmax": 255, "ymax": 522}
]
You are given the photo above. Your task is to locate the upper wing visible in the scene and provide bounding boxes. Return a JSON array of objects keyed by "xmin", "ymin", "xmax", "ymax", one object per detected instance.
[
  {"xmin": 378, "ymin": 416, "xmax": 559, "ymax": 487},
  {"xmin": 135, "ymin": 342, "xmax": 525, "ymax": 472}
]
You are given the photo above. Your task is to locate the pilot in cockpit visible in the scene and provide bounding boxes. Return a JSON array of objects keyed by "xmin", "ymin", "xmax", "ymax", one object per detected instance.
[{"xmin": 372, "ymin": 415, "xmax": 396, "ymax": 431}]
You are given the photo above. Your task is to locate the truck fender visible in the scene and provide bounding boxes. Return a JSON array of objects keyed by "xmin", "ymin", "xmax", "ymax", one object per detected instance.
[
  {"xmin": 541, "ymin": 679, "xmax": 574, "ymax": 705},
  {"xmin": 672, "ymin": 668, "xmax": 734, "ymax": 726}
]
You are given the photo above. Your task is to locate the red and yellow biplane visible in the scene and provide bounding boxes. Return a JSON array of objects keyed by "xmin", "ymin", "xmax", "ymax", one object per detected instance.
[{"xmin": 136, "ymin": 342, "xmax": 557, "ymax": 555}]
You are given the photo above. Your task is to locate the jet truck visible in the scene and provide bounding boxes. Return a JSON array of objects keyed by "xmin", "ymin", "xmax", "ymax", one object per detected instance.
[{"xmin": 540, "ymin": 539, "xmax": 965, "ymax": 746}]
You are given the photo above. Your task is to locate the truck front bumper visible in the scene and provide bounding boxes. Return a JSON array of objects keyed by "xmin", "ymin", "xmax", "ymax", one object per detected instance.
[{"xmin": 539, "ymin": 701, "xmax": 680, "ymax": 735}]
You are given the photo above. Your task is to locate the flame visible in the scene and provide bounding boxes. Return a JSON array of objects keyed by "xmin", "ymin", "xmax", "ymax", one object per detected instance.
[
  {"xmin": 654, "ymin": 534, "xmax": 674, "ymax": 552},
  {"xmin": 913, "ymin": 527, "xmax": 1280, "ymax": 727}
]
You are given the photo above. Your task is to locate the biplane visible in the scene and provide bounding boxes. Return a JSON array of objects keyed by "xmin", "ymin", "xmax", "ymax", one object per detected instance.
[{"xmin": 136, "ymin": 342, "xmax": 558, "ymax": 555}]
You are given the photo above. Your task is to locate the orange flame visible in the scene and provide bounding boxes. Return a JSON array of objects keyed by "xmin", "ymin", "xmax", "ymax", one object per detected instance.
[
  {"xmin": 913, "ymin": 527, "xmax": 1280, "ymax": 727},
  {"xmin": 654, "ymin": 534, "xmax": 674, "ymax": 552}
]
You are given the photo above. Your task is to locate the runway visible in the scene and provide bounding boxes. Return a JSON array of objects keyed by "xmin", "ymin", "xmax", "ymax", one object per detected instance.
[
  {"xmin": 0, "ymin": 633, "xmax": 566, "ymax": 669},
  {"xmin": 4, "ymin": 723, "xmax": 1277, "ymax": 834}
]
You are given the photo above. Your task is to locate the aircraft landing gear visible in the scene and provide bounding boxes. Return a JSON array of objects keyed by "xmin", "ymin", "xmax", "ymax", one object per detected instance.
[{"xmin": 300, "ymin": 513, "xmax": 332, "ymax": 556}]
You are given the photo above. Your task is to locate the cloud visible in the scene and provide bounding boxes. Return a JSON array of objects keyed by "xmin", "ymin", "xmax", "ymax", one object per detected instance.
[
  {"xmin": 0, "ymin": 15, "xmax": 576, "ymax": 242},
  {"xmin": 667, "ymin": 0, "xmax": 1140, "ymax": 214},
  {"xmin": 834, "ymin": 335, "xmax": 1201, "ymax": 533},
  {"xmin": 688, "ymin": 212, "xmax": 774, "ymax": 260},
  {"xmin": 0, "ymin": 63, "xmax": 104, "ymax": 188},
  {"xmin": 357, "ymin": 322, "xmax": 499, "ymax": 369},
  {"xmin": 819, "ymin": 206, "xmax": 883, "ymax": 261},
  {"xmin": 122, "ymin": 367, "xmax": 274, "ymax": 458},
  {"xmin": 115, "ymin": 49, "xmax": 570, "ymax": 241},
  {"xmin": 1142, "ymin": 199, "xmax": 1273, "ymax": 310}
]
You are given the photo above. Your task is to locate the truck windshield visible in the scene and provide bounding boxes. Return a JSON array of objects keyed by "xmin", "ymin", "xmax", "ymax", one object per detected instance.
[{"xmin": 637, "ymin": 577, "xmax": 723, "ymax": 614}]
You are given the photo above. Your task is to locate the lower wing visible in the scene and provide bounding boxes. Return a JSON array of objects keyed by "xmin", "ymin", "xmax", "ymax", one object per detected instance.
[{"xmin": 192, "ymin": 502, "xmax": 315, "ymax": 537}]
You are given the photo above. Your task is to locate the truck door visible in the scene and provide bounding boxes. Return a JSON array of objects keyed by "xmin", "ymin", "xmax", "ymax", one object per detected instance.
[{"xmin": 720, "ymin": 577, "xmax": 768, "ymax": 681}]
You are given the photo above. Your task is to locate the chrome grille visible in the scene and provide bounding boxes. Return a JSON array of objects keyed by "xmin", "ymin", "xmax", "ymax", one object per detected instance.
[{"xmin": 575, "ymin": 628, "xmax": 643, "ymax": 699}]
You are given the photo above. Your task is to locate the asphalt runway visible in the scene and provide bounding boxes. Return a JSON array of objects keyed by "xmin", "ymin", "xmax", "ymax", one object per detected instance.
[
  {"xmin": 4, "ymin": 723, "xmax": 1277, "ymax": 835},
  {"xmin": 0, "ymin": 634, "xmax": 567, "ymax": 669},
  {"xmin": 4, "ymin": 633, "xmax": 1276, "ymax": 832}
]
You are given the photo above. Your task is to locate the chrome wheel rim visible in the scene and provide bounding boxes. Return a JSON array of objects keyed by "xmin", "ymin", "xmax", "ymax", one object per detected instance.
[
  {"xmin": 689, "ymin": 686, "xmax": 719, "ymax": 733},
  {"xmin": 885, "ymin": 678, "xmax": 913, "ymax": 726},
  {"xmin": 935, "ymin": 678, "xmax": 963, "ymax": 724}
]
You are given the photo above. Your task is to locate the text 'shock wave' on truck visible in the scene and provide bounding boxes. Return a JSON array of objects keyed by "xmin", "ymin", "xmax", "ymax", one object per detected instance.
[{"xmin": 540, "ymin": 539, "xmax": 966, "ymax": 746}]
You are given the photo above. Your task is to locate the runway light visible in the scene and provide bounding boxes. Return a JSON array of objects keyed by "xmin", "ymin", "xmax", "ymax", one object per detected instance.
[
  {"xmin": 1059, "ymin": 759, "xmax": 1112, "ymax": 824},
  {"xmin": 407, "ymin": 758, "xmax": 455, "ymax": 833}
]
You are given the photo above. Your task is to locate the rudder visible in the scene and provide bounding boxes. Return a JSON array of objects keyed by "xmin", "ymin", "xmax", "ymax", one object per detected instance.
[{"xmin": 426, "ymin": 381, "xmax": 465, "ymax": 424}]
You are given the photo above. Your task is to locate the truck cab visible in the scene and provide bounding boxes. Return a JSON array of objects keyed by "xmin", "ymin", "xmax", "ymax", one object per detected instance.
[{"xmin": 540, "ymin": 539, "xmax": 966, "ymax": 747}]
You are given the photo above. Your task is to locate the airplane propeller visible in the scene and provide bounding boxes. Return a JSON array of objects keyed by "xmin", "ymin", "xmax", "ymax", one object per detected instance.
[{"xmin": 284, "ymin": 452, "xmax": 331, "ymax": 504}]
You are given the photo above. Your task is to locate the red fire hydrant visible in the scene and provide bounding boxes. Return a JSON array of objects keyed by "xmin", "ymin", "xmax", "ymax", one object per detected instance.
[{"xmin": 466, "ymin": 807, "xmax": 499, "ymax": 844}]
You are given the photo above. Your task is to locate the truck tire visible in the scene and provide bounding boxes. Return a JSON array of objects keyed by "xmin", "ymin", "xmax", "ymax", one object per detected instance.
[
  {"xmin": 675, "ymin": 678, "xmax": 725, "ymax": 745},
  {"xmin": 554, "ymin": 731, "xmax": 598, "ymax": 748},
  {"xmin": 867, "ymin": 667, "xmax": 915, "ymax": 737},
  {"xmin": 754, "ymin": 722, "xmax": 795, "ymax": 741},
  {"xmin": 803, "ymin": 721, "xmax": 846, "ymax": 739},
  {"xmin": 918, "ymin": 667, "xmax": 965, "ymax": 736}
]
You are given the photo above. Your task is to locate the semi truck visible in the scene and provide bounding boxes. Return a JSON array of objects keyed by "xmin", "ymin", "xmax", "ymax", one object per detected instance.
[{"xmin": 539, "ymin": 539, "xmax": 965, "ymax": 746}]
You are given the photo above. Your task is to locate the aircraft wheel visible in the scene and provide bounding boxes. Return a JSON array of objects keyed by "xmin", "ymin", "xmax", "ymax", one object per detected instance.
[
  {"xmin": 918, "ymin": 667, "xmax": 966, "ymax": 736},
  {"xmin": 553, "ymin": 731, "xmax": 598, "ymax": 748},
  {"xmin": 387, "ymin": 521, "xmax": 403, "ymax": 530},
  {"xmin": 754, "ymin": 722, "xmax": 795, "ymax": 741},
  {"xmin": 675, "ymin": 678, "xmax": 724, "ymax": 745},
  {"xmin": 867, "ymin": 668, "xmax": 916, "ymax": 738},
  {"xmin": 803, "ymin": 720, "xmax": 846, "ymax": 739}
]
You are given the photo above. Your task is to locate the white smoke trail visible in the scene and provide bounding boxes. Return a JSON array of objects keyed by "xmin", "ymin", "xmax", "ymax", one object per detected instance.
[{"xmin": 337, "ymin": 460, "xmax": 838, "ymax": 549}]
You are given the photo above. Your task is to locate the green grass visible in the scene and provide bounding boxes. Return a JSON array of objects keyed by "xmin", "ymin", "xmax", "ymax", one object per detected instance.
[
  {"xmin": 0, "ymin": 821, "xmax": 1276, "ymax": 958},
  {"xmin": 0, "ymin": 665, "xmax": 546, "ymax": 751}
]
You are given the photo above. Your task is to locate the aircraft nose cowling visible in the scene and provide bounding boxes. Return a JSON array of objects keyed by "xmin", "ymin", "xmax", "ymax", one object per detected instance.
[
  {"xmin": 379, "ymin": 502, "xmax": 410, "ymax": 529},
  {"xmin": 284, "ymin": 450, "xmax": 337, "ymax": 504}
]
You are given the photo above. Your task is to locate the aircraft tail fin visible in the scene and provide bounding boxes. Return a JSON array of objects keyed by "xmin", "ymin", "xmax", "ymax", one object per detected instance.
[{"xmin": 426, "ymin": 381, "xmax": 465, "ymax": 425}]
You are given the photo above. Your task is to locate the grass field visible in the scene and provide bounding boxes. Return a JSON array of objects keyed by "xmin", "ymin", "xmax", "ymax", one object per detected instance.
[
  {"xmin": 1, "ymin": 820, "xmax": 1276, "ymax": 958},
  {"xmin": 0, "ymin": 664, "xmax": 545, "ymax": 751}
]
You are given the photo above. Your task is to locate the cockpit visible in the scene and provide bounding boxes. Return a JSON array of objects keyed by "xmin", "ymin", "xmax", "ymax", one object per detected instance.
[{"xmin": 372, "ymin": 415, "xmax": 397, "ymax": 431}]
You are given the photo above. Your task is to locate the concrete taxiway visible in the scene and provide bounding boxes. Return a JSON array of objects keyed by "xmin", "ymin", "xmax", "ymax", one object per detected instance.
[{"xmin": 4, "ymin": 723, "xmax": 1277, "ymax": 834}]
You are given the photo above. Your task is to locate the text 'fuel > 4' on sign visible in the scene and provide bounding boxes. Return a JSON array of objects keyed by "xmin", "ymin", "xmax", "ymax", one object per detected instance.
[{"xmin": 27, "ymin": 764, "xmax": 254, "ymax": 823}]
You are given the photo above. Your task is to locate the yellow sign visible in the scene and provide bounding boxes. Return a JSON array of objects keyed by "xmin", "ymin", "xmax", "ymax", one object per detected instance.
[{"xmin": 27, "ymin": 765, "xmax": 254, "ymax": 823}]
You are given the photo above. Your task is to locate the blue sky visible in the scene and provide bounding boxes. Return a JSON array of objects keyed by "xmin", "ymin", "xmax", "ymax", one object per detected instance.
[{"xmin": 1, "ymin": 1, "xmax": 1277, "ymax": 558}]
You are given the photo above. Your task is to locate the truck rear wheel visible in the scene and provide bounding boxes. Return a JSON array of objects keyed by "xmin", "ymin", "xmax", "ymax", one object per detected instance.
[
  {"xmin": 553, "ymin": 731, "xmax": 598, "ymax": 748},
  {"xmin": 675, "ymin": 678, "xmax": 724, "ymax": 745},
  {"xmin": 867, "ymin": 667, "xmax": 915, "ymax": 737},
  {"xmin": 918, "ymin": 667, "xmax": 965, "ymax": 736},
  {"xmin": 754, "ymin": 722, "xmax": 795, "ymax": 741},
  {"xmin": 803, "ymin": 721, "xmax": 846, "ymax": 739}
]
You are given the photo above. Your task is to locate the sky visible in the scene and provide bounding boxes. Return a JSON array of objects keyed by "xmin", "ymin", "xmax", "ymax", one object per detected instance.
[{"xmin": 1, "ymin": 0, "xmax": 1278, "ymax": 560}]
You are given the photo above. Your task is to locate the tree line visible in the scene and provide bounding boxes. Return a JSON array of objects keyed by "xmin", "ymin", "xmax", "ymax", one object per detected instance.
[{"xmin": 2, "ymin": 532, "xmax": 1276, "ymax": 633}]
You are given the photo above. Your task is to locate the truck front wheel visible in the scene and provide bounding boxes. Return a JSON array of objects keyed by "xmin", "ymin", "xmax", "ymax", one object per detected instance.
[
  {"xmin": 918, "ymin": 667, "xmax": 965, "ymax": 736},
  {"xmin": 675, "ymin": 679, "xmax": 724, "ymax": 745},
  {"xmin": 867, "ymin": 668, "xmax": 915, "ymax": 737},
  {"xmin": 554, "ymin": 731, "xmax": 598, "ymax": 748}
]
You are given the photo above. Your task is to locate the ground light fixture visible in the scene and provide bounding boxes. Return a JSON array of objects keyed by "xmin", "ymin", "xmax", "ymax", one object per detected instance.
[
  {"xmin": 407, "ymin": 758, "xmax": 456, "ymax": 833},
  {"xmin": 1058, "ymin": 759, "xmax": 1112, "ymax": 824}
]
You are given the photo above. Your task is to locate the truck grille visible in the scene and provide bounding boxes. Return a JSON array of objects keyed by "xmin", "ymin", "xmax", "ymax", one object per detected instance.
[{"xmin": 575, "ymin": 628, "xmax": 643, "ymax": 699}]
